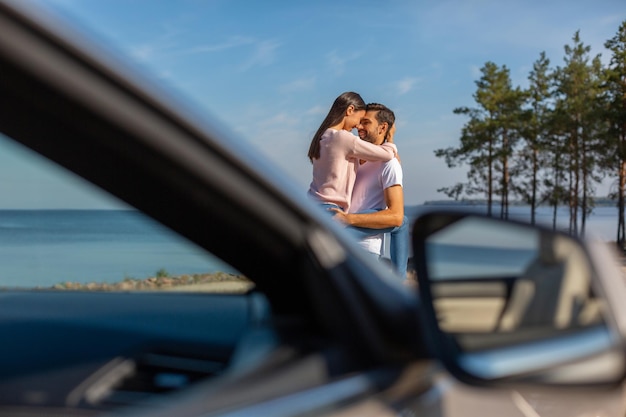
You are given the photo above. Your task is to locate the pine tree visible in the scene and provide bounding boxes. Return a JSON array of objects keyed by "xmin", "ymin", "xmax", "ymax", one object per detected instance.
[
  {"xmin": 603, "ymin": 21, "xmax": 626, "ymax": 248},
  {"xmin": 515, "ymin": 52, "xmax": 553, "ymax": 225},
  {"xmin": 435, "ymin": 62, "xmax": 524, "ymax": 218},
  {"xmin": 553, "ymin": 31, "xmax": 603, "ymax": 236}
]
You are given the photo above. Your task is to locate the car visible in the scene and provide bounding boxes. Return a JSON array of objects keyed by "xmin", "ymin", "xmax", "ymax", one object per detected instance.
[{"xmin": 0, "ymin": 1, "xmax": 626, "ymax": 417}]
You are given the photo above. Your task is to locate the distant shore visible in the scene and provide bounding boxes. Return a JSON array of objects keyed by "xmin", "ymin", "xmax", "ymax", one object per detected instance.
[
  {"xmin": 422, "ymin": 198, "xmax": 620, "ymax": 207},
  {"xmin": 45, "ymin": 272, "xmax": 253, "ymax": 293}
]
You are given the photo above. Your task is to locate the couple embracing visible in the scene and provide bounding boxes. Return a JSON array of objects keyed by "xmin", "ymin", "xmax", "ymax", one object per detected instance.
[{"xmin": 307, "ymin": 92, "xmax": 409, "ymax": 279}]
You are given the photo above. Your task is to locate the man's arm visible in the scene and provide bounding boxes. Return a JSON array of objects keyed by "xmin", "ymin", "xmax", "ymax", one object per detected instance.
[{"xmin": 333, "ymin": 184, "xmax": 404, "ymax": 228}]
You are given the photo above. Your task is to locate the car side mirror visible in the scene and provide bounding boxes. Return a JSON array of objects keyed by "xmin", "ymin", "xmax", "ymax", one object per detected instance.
[{"xmin": 412, "ymin": 211, "xmax": 626, "ymax": 387}]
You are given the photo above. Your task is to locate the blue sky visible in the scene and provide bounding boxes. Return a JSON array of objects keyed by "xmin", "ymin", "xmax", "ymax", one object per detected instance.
[{"xmin": 3, "ymin": 0, "xmax": 626, "ymax": 208}]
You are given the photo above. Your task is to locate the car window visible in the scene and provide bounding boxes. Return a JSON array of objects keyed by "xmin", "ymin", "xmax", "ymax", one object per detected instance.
[
  {"xmin": 0, "ymin": 133, "xmax": 252, "ymax": 293},
  {"xmin": 425, "ymin": 216, "xmax": 539, "ymax": 280}
]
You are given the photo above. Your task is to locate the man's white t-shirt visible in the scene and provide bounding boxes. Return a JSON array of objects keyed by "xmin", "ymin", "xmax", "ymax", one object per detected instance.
[{"xmin": 349, "ymin": 158, "xmax": 403, "ymax": 255}]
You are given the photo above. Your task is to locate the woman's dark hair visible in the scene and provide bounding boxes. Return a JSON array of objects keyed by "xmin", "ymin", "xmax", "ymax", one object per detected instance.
[{"xmin": 307, "ymin": 92, "xmax": 366, "ymax": 162}]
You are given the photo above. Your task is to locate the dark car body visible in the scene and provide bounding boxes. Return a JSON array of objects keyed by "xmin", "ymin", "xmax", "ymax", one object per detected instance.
[{"xmin": 0, "ymin": 1, "xmax": 625, "ymax": 417}]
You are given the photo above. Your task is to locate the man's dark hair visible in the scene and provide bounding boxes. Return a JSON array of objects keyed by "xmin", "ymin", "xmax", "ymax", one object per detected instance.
[{"xmin": 366, "ymin": 103, "xmax": 395, "ymax": 140}]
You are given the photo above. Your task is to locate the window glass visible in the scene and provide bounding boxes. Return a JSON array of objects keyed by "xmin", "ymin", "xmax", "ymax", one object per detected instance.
[
  {"xmin": 426, "ymin": 217, "xmax": 539, "ymax": 280},
  {"xmin": 0, "ymin": 134, "xmax": 251, "ymax": 293}
]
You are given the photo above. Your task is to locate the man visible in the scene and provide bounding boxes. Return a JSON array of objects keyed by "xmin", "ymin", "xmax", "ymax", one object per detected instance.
[{"xmin": 332, "ymin": 103, "xmax": 409, "ymax": 279}]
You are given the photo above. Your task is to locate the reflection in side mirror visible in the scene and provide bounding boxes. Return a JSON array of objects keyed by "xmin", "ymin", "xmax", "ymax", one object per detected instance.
[{"xmin": 413, "ymin": 211, "xmax": 626, "ymax": 386}]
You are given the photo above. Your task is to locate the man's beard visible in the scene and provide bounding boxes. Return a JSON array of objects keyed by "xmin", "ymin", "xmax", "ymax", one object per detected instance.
[{"xmin": 361, "ymin": 131, "xmax": 377, "ymax": 144}]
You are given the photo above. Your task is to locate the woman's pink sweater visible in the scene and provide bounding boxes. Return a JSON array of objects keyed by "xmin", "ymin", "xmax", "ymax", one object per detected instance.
[{"xmin": 308, "ymin": 128, "xmax": 397, "ymax": 211}]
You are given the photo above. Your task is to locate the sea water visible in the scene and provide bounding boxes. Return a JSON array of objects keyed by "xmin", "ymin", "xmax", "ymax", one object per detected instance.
[
  {"xmin": 0, "ymin": 206, "xmax": 620, "ymax": 288},
  {"xmin": 406, "ymin": 204, "xmax": 621, "ymax": 241},
  {"xmin": 0, "ymin": 210, "xmax": 235, "ymax": 288}
]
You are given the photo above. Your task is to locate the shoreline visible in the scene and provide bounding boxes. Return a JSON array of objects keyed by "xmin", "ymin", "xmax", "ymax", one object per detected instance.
[
  {"xmin": 45, "ymin": 272, "xmax": 253, "ymax": 293},
  {"xmin": 15, "ymin": 240, "xmax": 626, "ymax": 292}
]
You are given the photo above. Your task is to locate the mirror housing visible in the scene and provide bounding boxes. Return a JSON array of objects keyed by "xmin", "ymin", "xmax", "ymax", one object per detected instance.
[{"xmin": 413, "ymin": 211, "xmax": 626, "ymax": 387}]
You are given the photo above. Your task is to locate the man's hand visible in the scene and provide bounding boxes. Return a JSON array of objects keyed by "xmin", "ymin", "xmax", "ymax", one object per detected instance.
[
  {"xmin": 386, "ymin": 124, "xmax": 400, "ymax": 163},
  {"xmin": 329, "ymin": 207, "xmax": 349, "ymax": 226},
  {"xmin": 340, "ymin": 185, "xmax": 404, "ymax": 229},
  {"xmin": 386, "ymin": 123, "xmax": 396, "ymax": 143}
]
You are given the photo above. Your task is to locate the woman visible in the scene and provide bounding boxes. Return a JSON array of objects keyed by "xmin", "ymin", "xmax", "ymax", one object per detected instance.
[{"xmin": 307, "ymin": 92, "xmax": 397, "ymax": 212}]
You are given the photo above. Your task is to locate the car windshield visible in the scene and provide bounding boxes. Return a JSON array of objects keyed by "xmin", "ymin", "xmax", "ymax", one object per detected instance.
[{"xmin": 0, "ymin": 133, "xmax": 251, "ymax": 293}]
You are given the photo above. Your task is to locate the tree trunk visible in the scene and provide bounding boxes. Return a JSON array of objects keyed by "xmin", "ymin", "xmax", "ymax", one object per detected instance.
[
  {"xmin": 580, "ymin": 131, "xmax": 588, "ymax": 238},
  {"xmin": 530, "ymin": 148, "xmax": 538, "ymax": 225},
  {"xmin": 618, "ymin": 159, "xmax": 626, "ymax": 249},
  {"xmin": 487, "ymin": 142, "xmax": 493, "ymax": 217},
  {"xmin": 501, "ymin": 132, "xmax": 509, "ymax": 220}
]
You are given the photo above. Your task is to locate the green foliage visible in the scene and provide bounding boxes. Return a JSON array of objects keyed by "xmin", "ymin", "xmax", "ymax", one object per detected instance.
[
  {"xmin": 435, "ymin": 21, "xmax": 626, "ymax": 237},
  {"xmin": 155, "ymin": 268, "xmax": 169, "ymax": 278},
  {"xmin": 602, "ymin": 21, "xmax": 626, "ymax": 245},
  {"xmin": 436, "ymin": 62, "xmax": 525, "ymax": 218}
]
